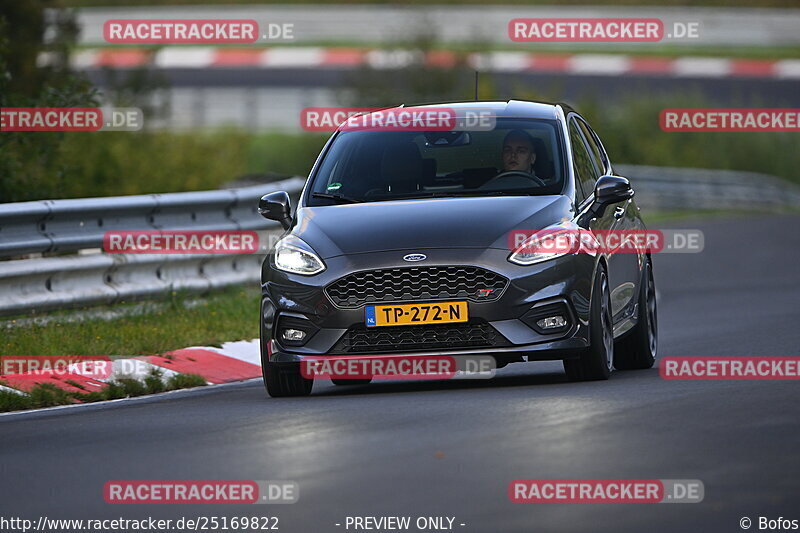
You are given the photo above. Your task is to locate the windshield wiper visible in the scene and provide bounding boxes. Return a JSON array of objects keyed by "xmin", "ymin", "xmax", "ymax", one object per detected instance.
[{"xmin": 312, "ymin": 192, "xmax": 363, "ymax": 204}]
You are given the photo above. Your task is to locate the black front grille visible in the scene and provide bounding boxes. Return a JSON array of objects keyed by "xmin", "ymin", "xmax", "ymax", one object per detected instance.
[
  {"xmin": 325, "ymin": 266, "xmax": 508, "ymax": 308},
  {"xmin": 331, "ymin": 320, "xmax": 509, "ymax": 354}
]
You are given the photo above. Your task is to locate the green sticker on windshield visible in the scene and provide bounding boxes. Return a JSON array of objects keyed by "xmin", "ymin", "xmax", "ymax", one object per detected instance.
[{"xmin": 327, "ymin": 182, "xmax": 342, "ymax": 191}]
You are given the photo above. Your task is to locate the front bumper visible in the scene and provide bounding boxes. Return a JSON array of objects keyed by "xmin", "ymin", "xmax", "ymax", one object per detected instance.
[{"xmin": 261, "ymin": 247, "xmax": 596, "ymax": 363}]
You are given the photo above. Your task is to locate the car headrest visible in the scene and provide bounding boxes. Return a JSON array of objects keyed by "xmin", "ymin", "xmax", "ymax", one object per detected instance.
[{"xmin": 531, "ymin": 138, "xmax": 555, "ymax": 181}]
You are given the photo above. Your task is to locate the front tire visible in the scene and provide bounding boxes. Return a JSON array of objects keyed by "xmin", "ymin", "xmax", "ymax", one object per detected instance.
[
  {"xmin": 614, "ymin": 258, "xmax": 657, "ymax": 370},
  {"xmin": 564, "ymin": 265, "xmax": 613, "ymax": 381},
  {"xmin": 262, "ymin": 362, "xmax": 313, "ymax": 397}
]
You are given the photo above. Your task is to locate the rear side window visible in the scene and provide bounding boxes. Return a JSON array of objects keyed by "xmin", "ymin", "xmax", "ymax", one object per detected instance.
[
  {"xmin": 576, "ymin": 119, "xmax": 608, "ymax": 175},
  {"xmin": 568, "ymin": 120, "xmax": 600, "ymax": 203}
]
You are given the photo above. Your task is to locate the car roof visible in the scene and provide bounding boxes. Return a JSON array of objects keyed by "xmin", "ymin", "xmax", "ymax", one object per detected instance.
[{"xmin": 385, "ymin": 100, "xmax": 569, "ymax": 120}]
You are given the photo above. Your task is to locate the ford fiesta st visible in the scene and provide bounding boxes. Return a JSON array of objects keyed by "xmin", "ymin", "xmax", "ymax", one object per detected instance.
[{"xmin": 258, "ymin": 100, "xmax": 657, "ymax": 397}]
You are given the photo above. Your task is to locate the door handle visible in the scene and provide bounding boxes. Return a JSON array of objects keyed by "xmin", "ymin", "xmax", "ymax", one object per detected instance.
[{"xmin": 613, "ymin": 206, "xmax": 625, "ymax": 219}]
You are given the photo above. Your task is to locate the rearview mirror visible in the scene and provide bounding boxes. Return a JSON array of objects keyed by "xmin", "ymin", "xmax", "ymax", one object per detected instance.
[
  {"xmin": 423, "ymin": 131, "xmax": 471, "ymax": 146},
  {"xmin": 259, "ymin": 191, "xmax": 292, "ymax": 229}
]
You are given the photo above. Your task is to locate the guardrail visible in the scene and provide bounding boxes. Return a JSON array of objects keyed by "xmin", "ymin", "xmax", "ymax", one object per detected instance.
[
  {"xmin": 617, "ymin": 165, "xmax": 800, "ymax": 211},
  {"xmin": 0, "ymin": 177, "xmax": 306, "ymax": 317},
  {"xmin": 0, "ymin": 169, "xmax": 798, "ymax": 317},
  {"xmin": 0, "ymin": 177, "xmax": 306, "ymax": 259}
]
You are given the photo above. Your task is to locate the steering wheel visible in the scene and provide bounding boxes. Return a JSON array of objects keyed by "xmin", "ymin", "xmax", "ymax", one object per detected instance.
[{"xmin": 482, "ymin": 170, "xmax": 547, "ymax": 188}]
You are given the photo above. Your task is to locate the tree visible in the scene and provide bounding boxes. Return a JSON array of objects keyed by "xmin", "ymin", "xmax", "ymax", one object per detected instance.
[{"xmin": 0, "ymin": 0, "xmax": 97, "ymax": 202}]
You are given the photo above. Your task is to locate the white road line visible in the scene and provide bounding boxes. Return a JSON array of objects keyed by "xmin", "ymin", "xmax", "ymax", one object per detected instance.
[
  {"xmin": 154, "ymin": 47, "xmax": 216, "ymax": 68},
  {"xmin": 0, "ymin": 378, "xmax": 261, "ymax": 420},
  {"xmin": 202, "ymin": 339, "xmax": 261, "ymax": 367},
  {"xmin": 477, "ymin": 52, "xmax": 530, "ymax": 72},
  {"xmin": 774, "ymin": 59, "xmax": 800, "ymax": 79},
  {"xmin": 365, "ymin": 49, "xmax": 419, "ymax": 70},
  {"xmin": 0, "ymin": 384, "xmax": 25, "ymax": 396},
  {"xmin": 66, "ymin": 358, "xmax": 181, "ymax": 383},
  {"xmin": 262, "ymin": 47, "xmax": 325, "ymax": 68},
  {"xmin": 568, "ymin": 54, "xmax": 631, "ymax": 76},
  {"xmin": 672, "ymin": 57, "xmax": 732, "ymax": 78},
  {"xmin": 72, "ymin": 50, "xmax": 101, "ymax": 70}
]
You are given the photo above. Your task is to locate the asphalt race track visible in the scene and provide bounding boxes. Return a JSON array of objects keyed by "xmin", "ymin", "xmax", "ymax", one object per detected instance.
[{"xmin": 2, "ymin": 215, "xmax": 798, "ymax": 533}]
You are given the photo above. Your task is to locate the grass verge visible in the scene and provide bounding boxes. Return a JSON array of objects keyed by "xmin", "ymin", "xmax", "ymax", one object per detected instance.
[
  {"xmin": 0, "ymin": 368, "xmax": 207, "ymax": 413},
  {"xmin": 2, "ymin": 129, "xmax": 329, "ymax": 202},
  {"xmin": 61, "ymin": 0, "xmax": 800, "ymax": 8},
  {"xmin": 0, "ymin": 286, "xmax": 261, "ymax": 357}
]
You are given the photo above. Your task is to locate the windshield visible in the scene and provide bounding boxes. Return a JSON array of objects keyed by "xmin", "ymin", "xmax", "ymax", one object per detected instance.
[{"xmin": 307, "ymin": 118, "xmax": 565, "ymax": 205}]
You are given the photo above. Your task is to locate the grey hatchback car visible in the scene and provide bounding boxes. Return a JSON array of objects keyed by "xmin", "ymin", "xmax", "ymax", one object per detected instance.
[{"xmin": 257, "ymin": 100, "xmax": 657, "ymax": 397}]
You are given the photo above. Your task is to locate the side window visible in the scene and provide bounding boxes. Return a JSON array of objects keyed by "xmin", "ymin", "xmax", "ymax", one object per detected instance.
[
  {"xmin": 568, "ymin": 120, "xmax": 600, "ymax": 203},
  {"xmin": 577, "ymin": 119, "xmax": 608, "ymax": 175}
]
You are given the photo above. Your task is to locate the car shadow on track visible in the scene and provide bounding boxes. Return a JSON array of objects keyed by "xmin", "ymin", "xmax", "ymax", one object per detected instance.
[{"xmin": 310, "ymin": 365, "xmax": 660, "ymax": 398}]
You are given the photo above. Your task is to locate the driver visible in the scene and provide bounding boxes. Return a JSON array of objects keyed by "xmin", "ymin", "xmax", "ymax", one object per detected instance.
[{"xmin": 501, "ymin": 129, "xmax": 539, "ymax": 177}]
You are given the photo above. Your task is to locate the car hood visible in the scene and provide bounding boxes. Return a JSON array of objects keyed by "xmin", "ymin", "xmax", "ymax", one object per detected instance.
[{"xmin": 291, "ymin": 195, "xmax": 573, "ymax": 259}]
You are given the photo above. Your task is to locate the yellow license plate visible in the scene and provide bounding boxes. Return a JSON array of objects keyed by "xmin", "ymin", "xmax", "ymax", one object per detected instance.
[{"xmin": 366, "ymin": 301, "xmax": 468, "ymax": 327}]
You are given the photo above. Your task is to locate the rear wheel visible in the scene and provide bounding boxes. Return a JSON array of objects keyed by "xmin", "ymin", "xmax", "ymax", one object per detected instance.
[
  {"xmin": 331, "ymin": 378, "xmax": 373, "ymax": 386},
  {"xmin": 564, "ymin": 265, "xmax": 613, "ymax": 381},
  {"xmin": 614, "ymin": 258, "xmax": 657, "ymax": 370},
  {"xmin": 262, "ymin": 362, "xmax": 313, "ymax": 397}
]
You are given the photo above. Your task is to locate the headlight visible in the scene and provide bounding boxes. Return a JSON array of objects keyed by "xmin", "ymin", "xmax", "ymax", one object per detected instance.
[
  {"xmin": 273, "ymin": 235, "xmax": 326, "ymax": 275},
  {"xmin": 508, "ymin": 222, "xmax": 581, "ymax": 266}
]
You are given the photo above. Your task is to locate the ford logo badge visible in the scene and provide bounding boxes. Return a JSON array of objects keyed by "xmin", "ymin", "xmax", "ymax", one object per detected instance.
[{"xmin": 403, "ymin": 254, "xmax": 427, "ymax": 262}]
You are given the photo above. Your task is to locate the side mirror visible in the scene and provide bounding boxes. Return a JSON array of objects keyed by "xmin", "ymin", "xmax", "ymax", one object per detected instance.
[
  {"xmin": 259, "ymin": 191, "xmax": 292, "ymax": 229},
  {"xmin": 595, "ymin": 175, "xmax": 634, "ymax": 205},
  {"xmin": 580, "ymin": 176, "xmax": 634, "ymax": 224}
]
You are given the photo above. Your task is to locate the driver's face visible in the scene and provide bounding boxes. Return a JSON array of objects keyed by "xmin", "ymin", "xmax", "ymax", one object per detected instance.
[{"xmin": 502, "ymin": 138, "xmax": 536, "ymax": 172}]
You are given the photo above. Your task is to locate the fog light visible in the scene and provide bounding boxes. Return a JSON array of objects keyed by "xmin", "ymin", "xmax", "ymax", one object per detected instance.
[
  {"xmin": 536, "ymin": 316, "xmax": 567, "ymax": 330},
  {"xmin": 282, "ymin": 328, "xmax": 307, "ymax": 342},
  {"xmin": 275, "ymin": 314, "xmax": 318, "ymax": 347}
]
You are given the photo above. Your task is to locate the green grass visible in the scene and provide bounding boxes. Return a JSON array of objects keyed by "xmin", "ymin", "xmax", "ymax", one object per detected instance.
[
  {"xmin": 57, "ymin": 130, "xmax": 327, "ymax": 198},
  {"xmin": 579, "ymin": 97, "xmax": 800, "ymax": 186},
  {"xmin": 60, "ymin": 0, "xmax": 800, "ymax": 7},
  {"xmin": 490, "ymin": 44, "xmax": 800, "ymax": 61},
  {"xmin": 3, "ymin": 129, "xmax": 328, "ymax": 201},
  {"xmin": 246, "ymin": 132, "xmax": 328, "ymax": 179},
  {"xmin": 0, "ymin": 369, "xmax": 208, "ymax": 413},
  {"xmin": 0, "ymin": 286, "xmax": 260, "ymax": 356},
  {"xmin": 0, "ymin": 284, "xmax": 256, "ymax": 413}
]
